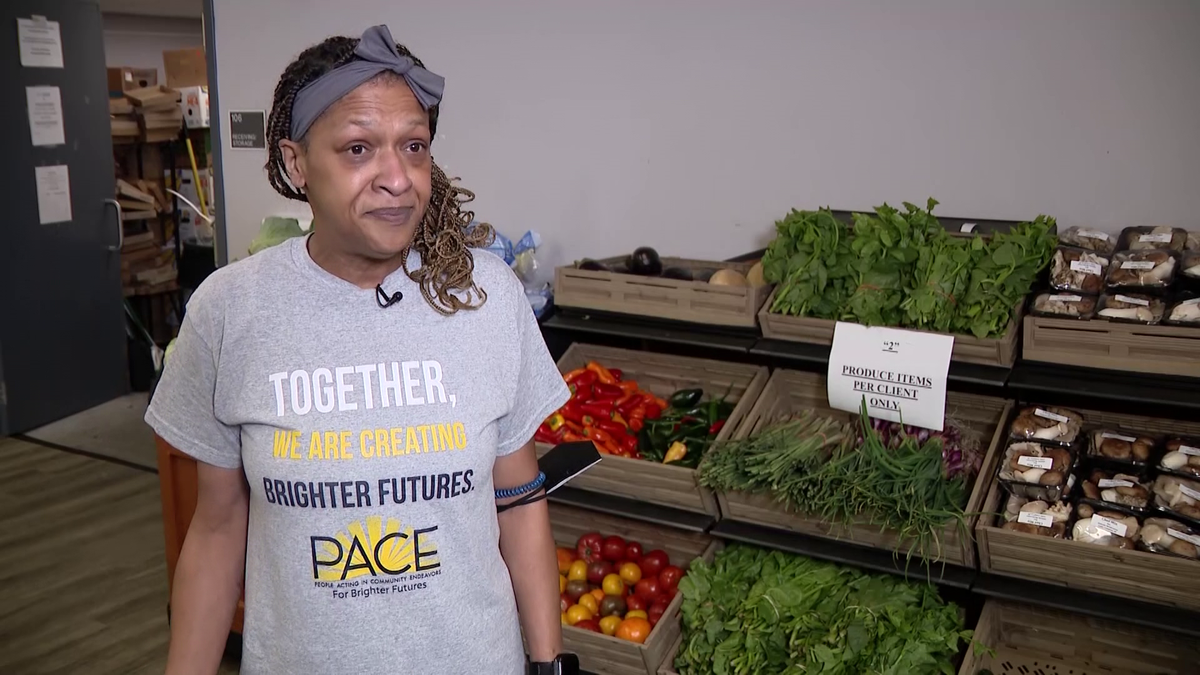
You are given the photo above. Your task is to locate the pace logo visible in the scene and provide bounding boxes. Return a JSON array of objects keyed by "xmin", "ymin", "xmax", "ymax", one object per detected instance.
[{"xmin": 309, "ymin": 515, "xmax": 440, "ymax": 582}]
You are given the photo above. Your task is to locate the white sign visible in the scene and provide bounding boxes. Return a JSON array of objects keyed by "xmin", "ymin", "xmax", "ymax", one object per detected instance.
[
  {"xmin": 1070, "ymin": 260, "xmax": 1102, "ymax": 276},
  {"xmin": 827, "ymin": 322, "xmax": 953, "ymax": 431},
  {"xmin": 1139, "ymin": 232, "xmax": 1173, "ymax": 244},
  {"xmin": 1092, "ymin": 514, "xmax": 1128, "ymax": 538},
  {"xmin": 17, "ymin": 17, "xmax": 64, "ymax": 68},
  {"xmin": 1168, "ymin": 529, "xmax": 1200, "ymax": 547},
  {"xmin": 26, "ymin": 86, "xmax": 64, "ymax": 146},
  {"xmin": 1077, "ymin": 229, "xmax": 1110, "ymax": 241},
  {"xmin": 1097, "ymin": 478, "xmax": 1136, "ymax": 489},
  {"xmin": 1017, "ymin": 511, "xmax": 1055, "ymax": 528},
  {"xmin": 34, "ymin": 165, "xmax": 71, "ymax": 224},
  {"xmin": 1017, "ymin": 455, "xmax": 1054, "ymax": 470}
]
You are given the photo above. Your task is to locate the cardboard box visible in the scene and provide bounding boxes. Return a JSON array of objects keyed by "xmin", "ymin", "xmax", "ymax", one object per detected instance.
[
  {"xmin": 178, "ymin": 86, "xmax": 210, "ymax": 129},
  {"xmin": 107, "ymin": 67, "xmax": 158, "ymax": 97},
  {"xmin": 163, "ymin": 48, "xmax": 207, "ymax": 88}
]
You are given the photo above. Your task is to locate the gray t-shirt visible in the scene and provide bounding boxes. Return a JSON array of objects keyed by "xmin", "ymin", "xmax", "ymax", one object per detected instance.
[{"xmin": 146, "ymin": 235, "xmax": 569, "ymax": 674}]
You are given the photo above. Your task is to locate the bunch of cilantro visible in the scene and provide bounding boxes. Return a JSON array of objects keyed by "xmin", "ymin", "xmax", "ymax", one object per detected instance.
[{"xmin": 675, "ymin": 545, "xmax": 970, "ymax": 675}]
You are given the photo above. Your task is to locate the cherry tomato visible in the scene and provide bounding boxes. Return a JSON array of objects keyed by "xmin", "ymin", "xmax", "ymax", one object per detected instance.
[
  {"xmin": 567, "ymin": 560, "xmax": 588, "ymax": 583},
  {"xmin": 573, "ymin": 619, "xmax": 602, "ymax": 633},
  {"xmin": 601, "ymin": 573, "xmax": 625, "ymax": 597},
  {"xmin": 559, "ymin": 574, "xmax": 567, "ymax": 594},
  {"xmin": 601, "ymin": 535, "xmax": 626, "ymax": 562},
  {"xmin": 634, "ymin": 578, "xmax": 662, "ymax": 603},
  {"xmin": 556, "ymin": 547, "xmax": 575, "ymax": 574},
  {"xmin": 618, "ymin": 562, "xmax": 642, "ymax": 585},
  {"xmin": 624, "ymin": 541, "xmax": 643, "ymax": 562},
  {"xmin": 560, "ymin": 593, "xmax": 571, "ymax": 613},
  {"xmin": 578, "ymin": 593, "xmax": 599, "ymax": 615},
  {"xmin": 625, "ymin": 609, "xmax": 648, "ymax": 620},
  {"xmin": 587, "ymin": 561, "xmax": 614, "ymax": 585},
  {"xmin": 599, "ymin": 615, "xmax": 622, "ymax": 636},
  {"xmin": 566, "ymin": 579, "xmax": 589, "ymax": 601},
  {"xmin": 576, "ymin": 533, "xmax": 603, "ymax": 563},
  {"xmin": 590, "ymin": 588, "xmax": 606, "ymax": 603},
  {"xmin": 625, "ymin": 594, "xmax": 646, "ymax": 612},
  {"xmin": 639, "ymin": 549, "xmax": 669, "ymax": 578},
  {"xmin": 615, "ymin": 617, "xmax": 652, "ymax": 644},
  {"xmin": 659, "ymin": 565, "xmax": 684, "ymax": 592},
  {"xmin": 648, "ymin": 599, "xmax": 669, "ymax": 627},
  {"xmin": 565, "ymin": 604, "xmax": 593, "ymax": 626}
]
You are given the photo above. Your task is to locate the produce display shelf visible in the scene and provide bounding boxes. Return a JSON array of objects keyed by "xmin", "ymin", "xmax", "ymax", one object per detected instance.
[
  {"xmin": 1008, "ymin": 359, "xmax": 1200, "ymax": 418},
  {"xmin": 548, "ymin": 487, "xmax": 715, "ymax": 533},
  {"xmin": 541, "ymin": 309, "xmax": 759, "ymax": 354},
  {"xmin": 973, "ymin": 572, "xmax": 1200, "ymax": 639},
  {"xmin": 709, "ymin": 519, "xmax": 976, "ymax": 590}
]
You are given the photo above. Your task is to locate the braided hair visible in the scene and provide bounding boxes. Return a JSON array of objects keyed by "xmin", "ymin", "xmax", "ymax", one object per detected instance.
[{"xmin": 264, "ymin": 36, "xmax": 494, "ymax": 315}]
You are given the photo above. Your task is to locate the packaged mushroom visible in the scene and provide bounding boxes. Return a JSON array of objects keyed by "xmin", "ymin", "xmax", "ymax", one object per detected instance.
[
  {"xmin": 1071, "ymin": 509, "xmax": 1140, "ymax": 549},
  {"xmin": 1030, "ymin": 292, "xmax": 1098, "ymax": 320},
  {"xmin": 1058, "ymin": 226, "xmax": 1116, "ymax": 256},
  {"xmin": 1137, "ymin": 517, "xmax": 1200, "ymax": 560},
  {"xmin": 1117, "ymin": 225, "xmax": 1188, "ymax": 253},
  {"xmin": 998, "ymin": 442, "xmax": 1077, "ymax": 501},
  {"xmin": 1096, "ymin": 293, "xmax": 1166, "ymax": 325},
  {"xmin": 1166, "ymin": 297, "xmax": 1200, "ymax": 326},
  {"xmin": 1152, "ymin": 474, "xmax": 1200, "ymax": 524},
  {"xmin": 1000, "ymin": 493, "xmax": 1071, "ymax": 538},
  {"xmin": 1049, "ymin": 246, "xmax": 1108, "ymax": 294},
  {"xmin": 1009, "ymin": 406, "xmax": 1084, "ymax": 446},
  {"xmin": 1079, "ymin": 468, "xmax": 1151, "ymax": 511},
  {"xmin": 1105, "ymin": 250, "xmax": 1177, "ymax": 290},
  {"xmin": 1183, "ymin": 252, "xmax": 1200, "ymax": 280},
  {"xmin": 1159, "ymin": 437, "xmax": 1200, "ymax": 479},
  {"xmin": 1188, "ymin": 231, "xmax": 1200, "ymax": 252},
  {"xmin": 1087, "ymin": 429, "xmax": 1156, "ymax": 468}
]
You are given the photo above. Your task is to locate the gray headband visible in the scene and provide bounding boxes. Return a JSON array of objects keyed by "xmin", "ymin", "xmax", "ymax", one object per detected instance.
[{"xmin": 288, "ymin": 24, "xmax": 445, "ymax": 140}]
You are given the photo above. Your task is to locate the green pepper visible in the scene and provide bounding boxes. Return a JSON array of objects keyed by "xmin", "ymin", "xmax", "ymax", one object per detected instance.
[{"xmin": 668, "ymin": 388, "xmax": 703, "ymax": 410}]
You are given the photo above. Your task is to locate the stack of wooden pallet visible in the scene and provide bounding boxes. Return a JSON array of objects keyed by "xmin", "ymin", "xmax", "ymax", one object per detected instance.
[
  {"xmin": 116, "ymin": 179, "xmax": 176, "ymax": 296},
  {"xmin": 111, "ymin": 85, "xmax": 182, "ymax": 143},
  {"xmin": 109, "ymin": 97, "xmax": 138, "ymax": 142}
]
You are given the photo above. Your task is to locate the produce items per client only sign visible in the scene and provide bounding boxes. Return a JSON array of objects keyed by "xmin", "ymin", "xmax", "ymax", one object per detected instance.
[{"xmin": 826, "ymin": 322, "xmax": 954, "ymax": 431}]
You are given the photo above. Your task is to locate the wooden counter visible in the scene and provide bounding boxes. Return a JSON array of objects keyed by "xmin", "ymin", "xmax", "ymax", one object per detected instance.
[{"xmin": 155, "ymin": 435, "xmax": 244, "ymax": 634}]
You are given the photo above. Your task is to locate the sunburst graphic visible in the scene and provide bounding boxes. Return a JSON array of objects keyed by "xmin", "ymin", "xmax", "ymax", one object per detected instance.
[{"xmin": 315, "ymin": 515, "xmax": 438, "ymax": 581}]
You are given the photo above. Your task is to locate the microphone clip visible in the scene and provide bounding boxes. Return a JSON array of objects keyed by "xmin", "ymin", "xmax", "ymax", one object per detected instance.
[{"xmin": 375, "ymin": 285, "xmax": 403, "ymax": 308}]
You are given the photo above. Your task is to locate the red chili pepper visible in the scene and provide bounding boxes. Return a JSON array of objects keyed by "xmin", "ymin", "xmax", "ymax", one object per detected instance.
[
  {"xmin": 534, "ymin": 424, "xmax": 555, "ymax": 444},
  {"xmin": 563, "ymin": 430, "xmax": 585, "ymax": 442},
  {"xmin": 618, "ymin": 395, "xmax": 644, "ymax": 418},
  {"xmin": 560, "ymin": 401, "xmax": 585, "ymax": 424},
  {"xmin": 586, "ymin": 426, "xmax": 616, "ymax": 446},
  {"xmin": 564, "ymin": 420, "xmax": 585, "ymax": 435},
  {"xmin": 562, "ymin": 367, "xmax": 588, "ymax": 383},
  {"xmin": 593, "ymin": 418, "xmax": 627, "ymax": 438},
  {"xmin": 620, "ymin": 433, "xmax": 638, "ymax": 455},
  {"xmin": 653, "ymin": 396, "xmax": 670, "ymax": 410},
  {"xmin": 612, "ymin": 412, "xmax": 629, "ymax": 428},
  {"xmin": 579, "ymin": 401, "xmax": 615, "ymax": 419},
  {"xmin": 642, "ymin": 402, "xmax": 662, "ymax": 420},
  {"xmin": 574, "ymin": 370, "xmax": 597, "ymax": 388},
  {"xmin": 592, "ymin": 440, "xmax": 612, "ymax": 455},
  {"xmin": 586, "ymin": 361, "xmax": 618, "ymax": 385},
  {"xmin": 708, "ymin": 419, "xmax": 726, "ymax": 435},
  {"xmin": 618, "ymin": 380, "xmax": 639, "ymax": 395},
  {"xmin": 593, "ymin": 382, "xmax": 624, "ymax": 400},
  {"xmin": 628, "ymin": 416, "xmax": 644, "ymax": 433},
  {"xmin": 609, "ymin": 368, "xmax": 623, "ymax": 381},
  {"xmin": 574, "ymin": 382, "xmax": 595, "ymax": 402}
]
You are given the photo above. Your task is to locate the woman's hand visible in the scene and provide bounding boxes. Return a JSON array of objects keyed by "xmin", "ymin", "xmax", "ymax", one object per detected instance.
[{"xmin": 494, "ymin": 440, "xmax": 563, "ymax": 663}]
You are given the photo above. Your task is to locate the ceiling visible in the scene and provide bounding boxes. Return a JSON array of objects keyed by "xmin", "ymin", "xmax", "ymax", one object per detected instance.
[{"xmin": 97, "ymin": 0, "xmax": 202, "ymax": 18}]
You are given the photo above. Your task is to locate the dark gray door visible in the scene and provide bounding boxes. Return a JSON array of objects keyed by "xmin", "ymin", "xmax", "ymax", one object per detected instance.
[{"xmin": 0, "ymin": 0, "xmax": 127, "ymax": 434}]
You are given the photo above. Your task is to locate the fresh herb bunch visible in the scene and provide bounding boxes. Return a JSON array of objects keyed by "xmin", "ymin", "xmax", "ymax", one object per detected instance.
[
  {"xmin": 676, "ymin": 545, "xmax": 971, "ymax": 675},
  {"xmin": 764, "ymin": 199, "xmax": 1057, "ymax": 339},
  {"xmin": 699, "ymin": 404, "xmax": 978, "ymax": 561}
]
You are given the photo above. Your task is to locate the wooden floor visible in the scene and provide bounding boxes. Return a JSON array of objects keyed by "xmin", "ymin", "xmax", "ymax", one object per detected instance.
[{"xmin": 0, "ymin": 437, "xmax": 238, "ymax": 674}]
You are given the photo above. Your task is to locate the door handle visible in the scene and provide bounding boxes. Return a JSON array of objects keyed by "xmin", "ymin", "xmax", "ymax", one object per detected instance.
[{"xmin": 104, "ymin": 198, "xmax": 123, "ymax": 252}]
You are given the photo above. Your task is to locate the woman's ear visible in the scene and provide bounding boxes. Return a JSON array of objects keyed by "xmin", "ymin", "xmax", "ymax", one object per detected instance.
[{"xmin": 279, "ymin": 139, "xmax": 307, "ymax": 192}]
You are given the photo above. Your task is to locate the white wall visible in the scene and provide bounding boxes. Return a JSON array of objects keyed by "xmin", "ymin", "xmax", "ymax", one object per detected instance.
[
  {"xmin": 210, "ymin": 0, "xmax": 1200, "ymax": 266},
  {"xmin": 103, "ymin": 14, "xmax": 203, "ymax": 84}
]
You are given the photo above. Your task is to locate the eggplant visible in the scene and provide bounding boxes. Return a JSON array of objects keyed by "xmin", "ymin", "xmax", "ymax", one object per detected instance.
[
  {"xmin": 577, "ymin": 259, "xmax": 610, "ymax": 272},
  {"xmin": 661, "ymin": 266, "xmax": 693, "ymax": 281},
  {"xmin": 627, "ymin": 247, "xmax": 663, "ymax": 276}
]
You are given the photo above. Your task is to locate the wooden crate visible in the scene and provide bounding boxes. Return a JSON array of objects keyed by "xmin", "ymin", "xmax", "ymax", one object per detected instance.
[
  {"xmin": 976, "ymin": 405, "xmax": 1200, "ymax": 612},
  {"xmin": 554, "ymin": 256, "xmax": 771, "ymax": 328},
  {"xmin": 758, "ymin": 287, "xmax": 1021, "ymax": 367},
  {"xmin": 537, "ymin": 344, "xmax": 769, "ymax": 516},
  {"xmin": 657, "ymin": 636, "xmax": 682, "ymax": 675},
  {"xmin": 959, "ymin": 600, "xmax": 1200, "ymax": 675},
  {"xmin": 548, "ymin": 503, "xmax": 719, "ymax": 675},
  {"xmin": 715, "ymin": 369, "xmax": 1012, "ymax": 568},
  {"xmin": 1023, "ymin": 314, "xmax": 1200, "ymax": 377}
]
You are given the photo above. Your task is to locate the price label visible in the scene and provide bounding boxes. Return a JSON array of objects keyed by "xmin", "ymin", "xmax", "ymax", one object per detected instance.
[
  {"xmin": 960, "ymin": 223, "xmax": 977, "ymax": 233},
  {"xmin": 1139, "ymin": 232, "xmax": 1173, "ymax": 243},
  {"xmin": 1093, "ymin": 514, "xmax": 1128, "ymax": 538},
  {"xmin": 1168, "ymin": 529, "xmax": 1200, "ymax": 547},
  {"xmin": 1097, "ymin": 478, "xmax": 1136, "ymax": 489},
  {"xmin": 1100, "ymin": 432, "xmax": 1137, "ymax": 443},
  {"xmin": 1180, "ymin": 484, "xmax": 1200, "ymax": 502},
  {"xmin": 1017, "ymin": 455, "xmax": 1054, "ymax": 470},
  {"xmin": 1114, "ymin": 295, "xmax": 1150, "ymax": 307},
  {"xmin": 1017, "ymin": 511, "xmax": 1055, "ymax": 528},
  {"xmin": 1071, "ymin": 260, "xmax": 1103, "ymax": 275},
  {"xmin": 1077, "ymin": 229, "xmax": 1110, "ymax": 241},
  {"xmin": 1051, "ymin": 294, "xmax": 1083, "ymax": 302},
  {"xmin": 1179, "ymin": 444, "xmax": 1200, "ymax": 457},
  {"xmin": 1121, "ymin": 260, "xmax": 1156, "ymax": 270},
  {"xmin": 1034, "ymin": 408, "xmax": 1070, "ymax": 423}
]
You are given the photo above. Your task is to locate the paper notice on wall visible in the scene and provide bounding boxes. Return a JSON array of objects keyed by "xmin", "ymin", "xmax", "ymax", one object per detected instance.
[
  {"xmin": 17, "ymin": 17, "xmax": 64, "ymax": 68},
  {"xmin": 827, "ymin": 322, "xmax": 954, "ymax": 431},
  {"xmin": 35, "ymin": 165, "xmax": 72, "ymax": 224},
  {"xmin": 26, "ymin": 86, "xmax": 65, "ymax": 146}
]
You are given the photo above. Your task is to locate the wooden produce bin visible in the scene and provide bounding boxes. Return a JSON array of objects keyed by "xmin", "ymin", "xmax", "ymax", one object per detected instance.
[
  {"xmin": 976, "ymin": 405, "xmax": 1200, "ymax": 612},
  {"xmin": 537, "ymin": 344, "xmax": 769, "ymax": 516},
  {"xmin": 758, "ymin": 287, "xmax": 1022, "ymax": 367},
  {"xmin": 959, "ymin": 600, "xmax": 1200, "ymax": 675},
  {"xmin": 716, "ymin": 369, "xmax": 1012, "ymax": 568},
  {"xmin": 155, "ymin": 435, "xmax": 245, "ymax": 633},
  {"xmin": 548, "ymin": 503, "xmax": 718, "ymax": 675},
  {"xmin": 554, "ymin": 257, "xmax": 771, "ymax": 328},
  {"xmin": 1023, "ymin": 314, "xmax": 1200, "ymax": 377},
  {"xmin": 657, "ymin": 636, "xmax": 682, "ymax": 675}
]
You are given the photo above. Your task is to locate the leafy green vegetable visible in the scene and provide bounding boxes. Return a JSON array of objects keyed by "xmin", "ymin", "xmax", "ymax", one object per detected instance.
[
  {"xmin": 764, "ymin": 199, "xmax": 1056, "ymax": 339},
  {"xmin": 676, "ymin": 545, "xmax": 971, "ymax": 674}
]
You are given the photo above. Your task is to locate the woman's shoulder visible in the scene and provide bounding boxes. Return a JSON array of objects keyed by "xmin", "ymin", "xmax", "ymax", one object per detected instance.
[
  {"xmin": 469, "ymin": 247, "xmax": 526, "ymax": 303},
  {"xmin": 184, "ymin": 239, "xmax": 298, "ymax": 318}
]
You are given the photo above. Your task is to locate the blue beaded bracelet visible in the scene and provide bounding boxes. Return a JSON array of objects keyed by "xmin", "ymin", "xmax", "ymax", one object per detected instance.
[{"xmin": 495, "ymin": 471, "xmax": 546, "ymax": 500}]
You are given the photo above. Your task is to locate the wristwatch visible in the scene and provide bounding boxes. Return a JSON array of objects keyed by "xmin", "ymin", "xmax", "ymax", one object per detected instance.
[{"xmin": 528, "ymin": 654, "xmax": 580, "ymax": 675}]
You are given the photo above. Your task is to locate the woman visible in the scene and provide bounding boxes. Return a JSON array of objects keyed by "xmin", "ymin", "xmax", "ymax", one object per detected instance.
[{"xmin": 146, "ymin": 25, "xmax": 577, "ymax": 675}]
